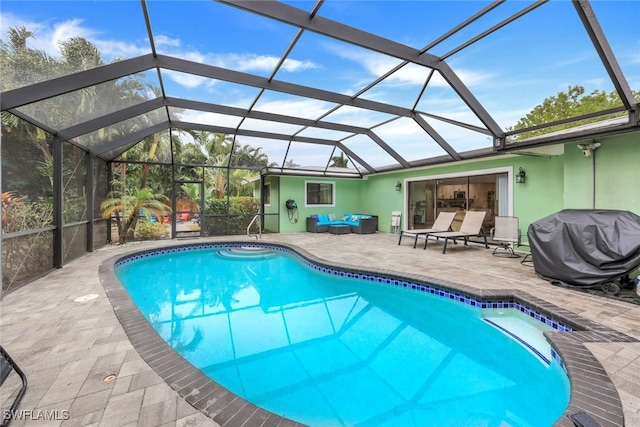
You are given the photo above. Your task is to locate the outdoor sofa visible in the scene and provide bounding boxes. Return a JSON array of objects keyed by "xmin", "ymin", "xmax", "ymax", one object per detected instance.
[{"xmin": 307, "ymin": 213, "xmax": 378, "ymax": 234}]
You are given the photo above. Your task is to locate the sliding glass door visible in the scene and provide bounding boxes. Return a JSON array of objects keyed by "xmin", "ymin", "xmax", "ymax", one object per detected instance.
[{"xmin": 406, "ymin": 172, "xmax": 508, "ymax": 232}]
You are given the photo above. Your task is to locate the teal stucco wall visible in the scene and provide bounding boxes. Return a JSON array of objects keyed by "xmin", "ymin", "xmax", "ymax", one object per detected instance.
[{"xmin": 270, "ymin": 131, "xmax": 639, "ymax": 237}]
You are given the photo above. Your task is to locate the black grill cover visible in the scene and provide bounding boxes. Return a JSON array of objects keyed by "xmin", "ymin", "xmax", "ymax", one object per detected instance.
[{"xmin": 528, "ymin": 209, "xmax": 640, "ymax": 287}]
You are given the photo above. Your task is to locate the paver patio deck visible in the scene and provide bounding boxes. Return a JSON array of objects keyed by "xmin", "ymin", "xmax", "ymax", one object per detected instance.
[{"xmin": 1, "ymin": 232, "xmax": 639, "ymax": 426}]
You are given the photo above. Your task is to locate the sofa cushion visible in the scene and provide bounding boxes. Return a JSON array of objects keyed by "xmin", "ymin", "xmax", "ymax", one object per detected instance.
[{"xmin": 310, "ymin": 213, "xmax": 375, "ymax": 229}]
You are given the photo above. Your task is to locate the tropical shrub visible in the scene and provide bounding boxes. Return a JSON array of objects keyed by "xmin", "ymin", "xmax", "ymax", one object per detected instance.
[
  {"xmin": 135, "ymin": 221, "xmax": 168, "ymax": 239},
  {"xmin": 1, "ymin": 191, "xmax": 53, "ymax": 233},
  {"xmin": 1, "ymin": 192, "xmax": 54, "ymax": 290},
  {"xmin": 203, "ymin": 196, "xmax": 259, "ymax": 235}
]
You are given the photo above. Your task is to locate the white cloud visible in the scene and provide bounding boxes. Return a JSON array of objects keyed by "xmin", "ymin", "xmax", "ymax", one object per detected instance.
[
  {"xmin": 232, "ymin": 54, "xmax": 279, "ymax": 72},
  {"xmin": 241, "ymin": 117, "xmax": 305, "ymax": 135},
  {"xmin": 325, "ymin": 105, "xmax": 394, "ymax": 128},
  {"xmin": 50, "ymin": 18, "xmax": 94, "ymax": 50},
  {"xmin": 95, "ymin": 39, "xmax": 148, "ymax": 59},
  {"xmin": 177, "ymin": 50, "xmax": 207, "ymax": 64},
  {"xmin": 177, "ymin": 110, "xmax": 240, "ymax": 128},
  {"xmin": 154, "ymin": 34, "xmax": 181, "ymax": 48},
  {"xmin": 280, "ymin": 58, "xmax": 318, "ymax": 72},
  {"xmin": 193, "ymin": 52, "xmax": 318, "ymax": 74},
  {"xmin": 375, "ymin": 118, "xmax": 425, "ymax": 138},
  {"xmin": 325, "ymin": 41, "xmax": 493, "ymax": 95},
  {"xmin": 0, "ymin": 13, "xmax": 146, "ymax": 61},
  {"xmin": 162, "ymin": 69, "xmax": 216, "ymax": 89},
  {"xmin": 254, "ymin": 98, "xmax": 333, "ymax": 120},
  {"xmin": 448, "ymin": 68, "xmax": 494, "ymax": 88}
]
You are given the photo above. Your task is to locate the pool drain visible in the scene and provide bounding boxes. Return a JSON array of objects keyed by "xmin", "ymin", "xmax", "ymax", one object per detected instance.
[{"xmin": 74, "ymin": 294, "xmax": 99, "ymax": 302}]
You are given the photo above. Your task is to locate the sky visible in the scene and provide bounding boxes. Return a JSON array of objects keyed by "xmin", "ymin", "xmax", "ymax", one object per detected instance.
[{"xmin": 1, "ymin": 0, "xmax": 639, "ymax": 168}]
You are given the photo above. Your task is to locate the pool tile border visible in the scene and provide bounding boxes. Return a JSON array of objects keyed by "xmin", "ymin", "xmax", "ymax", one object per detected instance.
[{"xmin": 102, "ymin": 241, "xmax": 637, "ymax": 427}]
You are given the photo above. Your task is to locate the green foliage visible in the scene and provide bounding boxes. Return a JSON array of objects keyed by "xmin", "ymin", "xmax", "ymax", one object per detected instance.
[
  {"xmin": 510, "ymin": 85, "xmax": 639, "ymax": 140},
  {"xmin": 2, "ymin": 192, "xmax": 53, "ymax": 295},
  {"xmin": 0, "ymin": 27, "xmax": 56, "ymax": 90},
  {"xmin": 330, "ymin": 152, "xmax": 349, "ymax": 168},
  {"xmin": 1, "ymin": 113, "xmax": 54, "ymax": 201},
  {"xmin": 100, "ymin": 187, "xmax": 170, "ymax": 243},
  {"xmin": 2, "ymin": 25, "xmax": 168, "ymax": 243},
  {"xmin": 1, "ymin": 195, "xmax": 53, "ymax": 233},
  {"xmin": 203, "ymin": 196, "xmax": 259, "ymax": 235},
  {"xmin": 173, "ymin": 131, "xmax": 264, "ymax": 199},
  {"xmin": 134, "ymin": 221, "xmax": 167, "ymax": 239}
]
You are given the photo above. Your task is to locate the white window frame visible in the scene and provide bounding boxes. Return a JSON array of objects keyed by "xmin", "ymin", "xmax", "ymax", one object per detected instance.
[{"xmin": 304, "ymin": 180, "xmax": 336, "ymax": 207}]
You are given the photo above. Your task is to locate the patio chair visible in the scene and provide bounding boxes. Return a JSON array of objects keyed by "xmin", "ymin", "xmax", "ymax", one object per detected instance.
[
  {"xmin": 424, "ymin": 211, "xmax": 489, "ymax": 254},
  {"xmin": 521, "ymin": 251, "xmax": 534, "ymax": 266},
  {"xmin": 398, "ymin": 211, "xmax": 456, "ymax": 248},
  {"xmin": 491, "ymin": 216, "xmax": 521, "ymax": 258},
  {"xmin": 1, "ymin": 345, "xmax": 27, "ymax": 427},
  {"xmin": 390, "ymin": 211, "xmax": 401, "ymax": 234}
]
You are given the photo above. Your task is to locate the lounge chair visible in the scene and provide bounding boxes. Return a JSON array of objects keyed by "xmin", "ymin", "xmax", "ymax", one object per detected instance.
[
  {"xmin": 424, "ymin": 211, "xmax": 489, "ymax": 253},
  {"xmin": 491, "ymin": 216, "xmax": 521, "ymax": 258},
  {"xmin": 398, "ymin": 211, "xmax": 456, "ymax": 248},
  {"xmin": 1, "ymin": 345, "xmax": 27, "ymax": 427}
]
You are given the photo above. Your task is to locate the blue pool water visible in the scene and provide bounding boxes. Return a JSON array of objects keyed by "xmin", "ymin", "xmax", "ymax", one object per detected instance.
[{"xmin": 116, "ymin": 246, "xmax": 570, "ymax": 426}]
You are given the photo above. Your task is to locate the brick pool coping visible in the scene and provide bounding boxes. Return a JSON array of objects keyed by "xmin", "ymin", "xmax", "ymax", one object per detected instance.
[{"xmin": 98, "ymin": 241, "xmax": 637, "ymax": 427}]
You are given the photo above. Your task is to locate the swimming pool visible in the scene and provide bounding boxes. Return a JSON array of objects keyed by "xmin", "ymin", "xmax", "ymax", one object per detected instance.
[{"xmin": 114, "ymin": 243, "xmax": 570, "ymax": 426}]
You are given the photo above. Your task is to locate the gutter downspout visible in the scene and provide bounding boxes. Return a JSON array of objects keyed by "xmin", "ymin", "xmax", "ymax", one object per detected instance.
[{"xmin": 591, "ymin": 149, "xmax": 596, "ymax": 209}]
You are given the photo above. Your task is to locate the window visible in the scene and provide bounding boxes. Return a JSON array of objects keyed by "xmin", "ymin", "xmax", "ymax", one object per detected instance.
[
  {"xmin": 263, "ymin": 182, "xmax": 271, "ymax": 206},
  {"xmin": 305, "ymin": 181, "xmax": 335, "ymax": 207}
]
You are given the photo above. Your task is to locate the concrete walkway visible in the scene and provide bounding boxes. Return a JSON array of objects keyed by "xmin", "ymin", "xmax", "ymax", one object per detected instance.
[{"xmin": 1, "ymin": 232, "xmax": 639, "ymax": 426}]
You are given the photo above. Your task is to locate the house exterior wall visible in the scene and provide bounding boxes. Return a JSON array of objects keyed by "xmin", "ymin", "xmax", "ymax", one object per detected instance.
[
  {"xmin": 277, "ymin": 177, "xmax": 363, "ymax": 233},
  {"xmin": 564, "ymin": 133, "xmax": 640, "ymax": 212},
  {"xmin": 274, "ymin": 131, "xmax": 639, "ymax": 236}
]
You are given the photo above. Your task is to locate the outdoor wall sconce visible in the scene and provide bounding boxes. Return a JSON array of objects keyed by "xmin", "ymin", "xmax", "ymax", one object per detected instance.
[
  {"xmin": 516, "ymin": 167, "xmax": 526, "ymax": 184},
  {"xmin": 395, "ymin": 181, "xmax": 402, "ymax": 191}
]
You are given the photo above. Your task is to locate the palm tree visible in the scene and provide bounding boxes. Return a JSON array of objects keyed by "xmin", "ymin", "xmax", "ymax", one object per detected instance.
[
  {"xmin": 179, "ymin": 182, "xmax": 213, "ymax": 214},
  {"xmin": 232, "ymin": 144, "xmax": 269, "ymax": 167},
  {"xmin": 330, "ymin": 151, "xmax": 349, "ymax": 168},
  {"xmin": 100, "ymin": 188, "xmax": 169, "ymax": 244},
  {"xmin": 230, "ymin": 170, "xmax": 257, "ymax": 197},
  {"xmin": 207, "ymin": 155, "xmax": 231, "ymax": 199}
]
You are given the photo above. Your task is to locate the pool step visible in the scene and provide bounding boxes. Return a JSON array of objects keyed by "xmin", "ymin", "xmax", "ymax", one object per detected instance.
[
  {"xmin": 483, "ymin": 311, "xmax": 553, "ymax": 365},
  {"xmin": 216, "ymin": 246, "xmax": 276, "ymax": 259}
]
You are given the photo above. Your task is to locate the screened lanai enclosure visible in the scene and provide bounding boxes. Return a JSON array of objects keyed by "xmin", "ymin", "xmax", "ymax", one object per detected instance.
[{"xmin": 1, "ymin": 0, "xmax": 638, "ymax": 294}]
